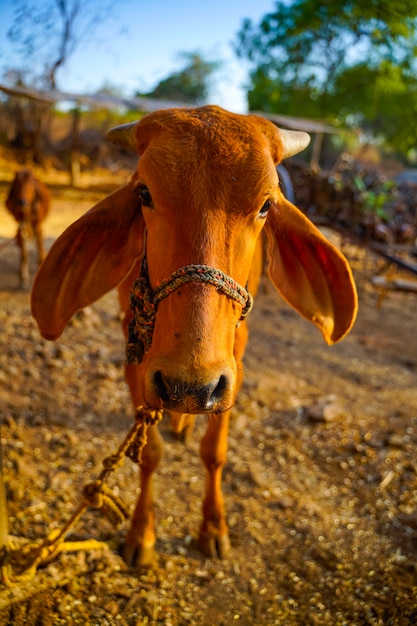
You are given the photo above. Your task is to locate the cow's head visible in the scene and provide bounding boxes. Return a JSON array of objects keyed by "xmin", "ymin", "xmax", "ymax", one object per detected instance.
[
  {"xmin": 31, "ymin": 106, "xmax": 357, "ymax": 413},
  {"xmin": 6, "ymin": 170, "xmax": 37, "ymax": 223}
]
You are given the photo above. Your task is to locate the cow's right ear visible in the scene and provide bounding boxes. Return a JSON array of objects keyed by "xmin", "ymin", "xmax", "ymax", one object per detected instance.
[{"xmin": 31, "ymin": 175, "xmax": 145, "ymax": 340}]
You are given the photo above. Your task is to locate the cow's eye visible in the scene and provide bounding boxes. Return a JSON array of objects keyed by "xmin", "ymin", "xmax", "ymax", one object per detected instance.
[
  {"xmin": 259, "ymin": 199, "xmax": 272, "ymax": 218},
  {"xmin": 136, "ymin": 184, "xmax": 153, "ymax": 207}
]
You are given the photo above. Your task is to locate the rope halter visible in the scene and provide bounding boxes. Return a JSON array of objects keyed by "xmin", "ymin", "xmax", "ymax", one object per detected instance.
[{"xmin": 126, "ymin": 256, "xmax": 254, "ymax": 365}]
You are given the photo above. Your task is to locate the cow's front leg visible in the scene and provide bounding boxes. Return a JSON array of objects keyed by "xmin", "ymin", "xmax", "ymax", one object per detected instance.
[
  {"xmin": 17, "ymin": 225, "xmax": 29, "ymax": 288},
  {"xmin": 34, "ymin": 223, "xmax": 46, "ymax": 266},
  {"xmin": 122, "ymin": 423, "xmax": 163, "ymax": 566},
  {"xmin": 199, "ymin": 411, "xmax": 231, "ymax": 558},
  {"xmin": 170, "ymin": 411, "xmax": 195, "ymax": 443}
]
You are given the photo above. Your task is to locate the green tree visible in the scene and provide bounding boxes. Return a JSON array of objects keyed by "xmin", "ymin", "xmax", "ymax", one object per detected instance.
[
  {"xmin": 236, "ymin": 0, "xmax": 417, "ymax": 155},
  {"xmin": 138, "ymin": 52, "xmax": 220, "ymax": 104}
]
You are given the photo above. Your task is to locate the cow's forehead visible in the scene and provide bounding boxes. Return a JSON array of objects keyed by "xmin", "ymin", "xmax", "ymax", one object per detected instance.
[
  {"xmin": 144, "ymin": 128, "xmax": 269, "ymax": 168},
  {"xmin": 133, "ymin": 107, "xmax": 280, "ymax": 212},
  {"xmin": 135, "ymin": 105, "xmax": 281, "ymax": 163},
  {"xmin": 138, "ymin": 135, "xmax": 277, "ymax": 212}
]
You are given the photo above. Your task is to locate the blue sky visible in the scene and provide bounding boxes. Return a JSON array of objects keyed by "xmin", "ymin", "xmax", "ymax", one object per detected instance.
[{"xmin": 0, "ymin": 0, "xmax": 276, "ymax": 112}]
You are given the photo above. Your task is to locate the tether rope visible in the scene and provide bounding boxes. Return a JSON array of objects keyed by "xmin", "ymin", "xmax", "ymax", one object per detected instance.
[
  {"xmin": 0, "ymin": 407, "xmax": 163, "ymax": 586},
  {"xmin": 126, "ymin": 257, "xmax": 254, "ymax": 365}
]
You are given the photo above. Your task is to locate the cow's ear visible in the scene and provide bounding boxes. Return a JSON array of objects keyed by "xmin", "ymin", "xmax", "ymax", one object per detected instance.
[
  {"xmin": 31, "ymin": 176, "xmax": 145, "ymax": 340},
  {"xmin": 264, "ymin": 197, "xmax": 358, "ymax": 344}
]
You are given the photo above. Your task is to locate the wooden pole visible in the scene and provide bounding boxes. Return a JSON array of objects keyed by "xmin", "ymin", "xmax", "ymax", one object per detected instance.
[{"xmin": 70, "ymin": 107, "xmax": 81, "ymax": 186}]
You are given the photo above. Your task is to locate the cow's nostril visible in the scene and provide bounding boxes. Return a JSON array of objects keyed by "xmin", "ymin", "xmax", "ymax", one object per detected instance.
[
  {"xmin": 208, "ymin": 374, "xmax": 228, "ymax": 406},
  {"xmin": 153, "ymin": 370, "xmax": 170, "ymax": 403}
]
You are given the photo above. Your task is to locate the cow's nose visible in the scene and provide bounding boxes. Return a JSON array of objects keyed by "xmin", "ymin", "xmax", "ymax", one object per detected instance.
[{"xmin": 153, "ymin": 371, "xmax": 230, "ymax": 413}]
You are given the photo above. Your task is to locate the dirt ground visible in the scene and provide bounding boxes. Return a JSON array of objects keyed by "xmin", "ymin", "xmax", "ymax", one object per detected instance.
[{"xmin": 0, "ymin": 163, "xmax": 417, "ymax": 625}]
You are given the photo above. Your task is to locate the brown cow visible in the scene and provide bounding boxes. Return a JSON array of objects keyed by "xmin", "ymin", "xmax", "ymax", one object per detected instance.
[
  {"xmin": 6, "ymin": 169, "xmax": 51, "ymax": 287},
  {"xmin": 31, "ymin": 106, "xmax": 357, "ymax": 565}
]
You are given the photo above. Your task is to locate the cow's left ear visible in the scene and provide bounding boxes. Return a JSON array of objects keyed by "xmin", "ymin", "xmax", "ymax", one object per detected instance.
[
  {"xmin": 264, "ymin": 196, "xmax": 358, "ymax": 344},
  {"xmin": 31, "ymin": 175, "xmax": 145, "ymax": 340}
]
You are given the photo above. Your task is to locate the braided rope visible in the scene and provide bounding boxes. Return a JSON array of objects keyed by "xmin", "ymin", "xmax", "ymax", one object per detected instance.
[
  {"xmin": 0, "ymin": 407, "xmax": 163, "ymax": 586},
  {"xmin": 126, "ymin": 257, "xmax": 253, "ymax": 365}
]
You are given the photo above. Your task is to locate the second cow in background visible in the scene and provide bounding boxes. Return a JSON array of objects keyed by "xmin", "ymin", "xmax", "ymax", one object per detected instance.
[{"xmin": 6, "ymin": 169, "xmax": 51, "ymax": 287}]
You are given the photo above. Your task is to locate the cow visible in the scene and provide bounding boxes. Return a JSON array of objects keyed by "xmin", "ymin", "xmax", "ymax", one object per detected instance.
[
  {"xmin": 31, "ymin": 105, "xmax": 358, "ymax": 566},
  {"xmin": 5, "ymin": 169, "xmax": 51, "ymax": 287}
]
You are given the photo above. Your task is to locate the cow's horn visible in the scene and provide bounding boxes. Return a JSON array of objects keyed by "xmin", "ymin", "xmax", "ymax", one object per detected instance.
[
  {"xmin": 279, "ymin": 129, "xmax": 311, "ymax": 159},
  {"xmin": 106, "ymin": 121, "xmax": 138, "ymax": 151}
]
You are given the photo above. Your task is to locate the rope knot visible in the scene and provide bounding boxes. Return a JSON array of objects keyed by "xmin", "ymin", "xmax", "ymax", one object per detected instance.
[
  {"xmin": 83, "ymin": 481, "xmax": 104, "ymax": 508},
  {"xmin": 127, "ymin": 259, "xmax": 155, "ymax": 364}
]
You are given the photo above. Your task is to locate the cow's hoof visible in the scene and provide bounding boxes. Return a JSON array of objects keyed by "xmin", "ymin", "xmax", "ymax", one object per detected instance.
[
  {"xmin": 199, "ymin": 531, "xmax": 231, "ymax": 559},
  {"xmin": 119, "ymin": 541, "xmax": 155, "ymax": 567}
]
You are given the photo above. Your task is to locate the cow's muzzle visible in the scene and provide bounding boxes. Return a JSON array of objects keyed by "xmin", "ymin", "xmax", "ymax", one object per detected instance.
[{"xmin": 152, "ymin": 370, "xmax": 231, "ymax": 413}]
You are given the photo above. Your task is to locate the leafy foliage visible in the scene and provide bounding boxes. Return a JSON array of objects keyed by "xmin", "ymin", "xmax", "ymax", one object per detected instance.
[
  {"xmin": 137, "ymin": 52, "xmax": 220, "ymax": 105},
  {"xmin": 236, "ymin": 0, "xmax": 417, "ymax": 156},
  {"xmin": 353, "ymin": 175, "xmax": 393, "ymax": 220}
]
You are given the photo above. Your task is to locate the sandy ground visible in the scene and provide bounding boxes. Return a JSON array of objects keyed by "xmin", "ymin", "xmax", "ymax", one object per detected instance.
[{"xmin": 0, "ymin": 166, "xmax": 417, "ymax": 625}]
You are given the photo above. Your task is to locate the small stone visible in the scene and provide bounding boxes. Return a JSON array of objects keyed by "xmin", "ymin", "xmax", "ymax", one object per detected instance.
[
  {"xmin": 305, "ymin": 394, "xmax": 346, "ymax": 422},
  {"xmin": 388, "ymin": 433, "xmax": 406, "ymax": 448},
  {"xmin": 104, "ymin": 600, "xmax": 120, "ymax": 617},
  {"xmin": 397, "ymin": 511, "xmax": 417, "ymax": 529}
]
